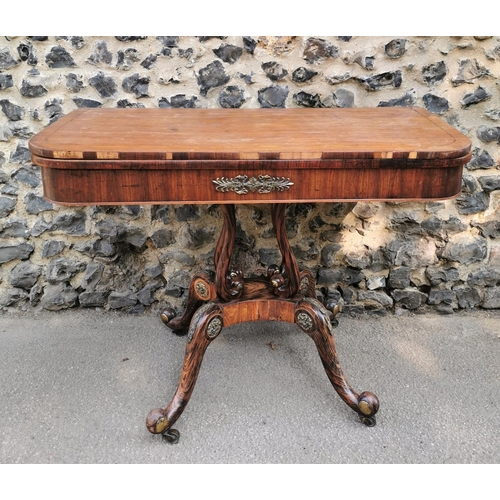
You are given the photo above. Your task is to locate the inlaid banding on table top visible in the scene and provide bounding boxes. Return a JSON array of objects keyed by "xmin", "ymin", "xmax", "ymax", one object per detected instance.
[{"xmin": 45, "ymin": 150, "xmax": 464, "ymax": 162}]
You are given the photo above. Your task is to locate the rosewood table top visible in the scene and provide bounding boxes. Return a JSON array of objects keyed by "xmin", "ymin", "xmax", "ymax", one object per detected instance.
[{"xmin": 29, "ymin": 107, "xmax": 471, "ymax": 206}]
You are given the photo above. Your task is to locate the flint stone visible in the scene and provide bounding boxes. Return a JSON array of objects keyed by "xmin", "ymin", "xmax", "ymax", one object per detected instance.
[
  {"xmin": 88, "ymin": 41, "xmax": 113, "ymax": 65},
  {"xmin": 186, "ymin": 225, "xmax": 215, "ymax": 248},
  {"xmin": 456, "ymin": 191, "xmax": 489, "ymax": 214},
  {"xmin": 317, "ymin": 268, "xmax": 364, "ymax": 286},
  {"xmin": 41, "ymin": 284, "xmax": 78, "ymax": 310},
  {"xmin": 66, "ymin": 73, "xmax": 84, "ymax": 92},
  {"xmin": 28, "ymin": 37, "xmax": 48, "ymax": 41},
  {"xmin": 0, "ymin": 196, "xmax": 16, "ymax": 217},
  {"xmin": 145, "ymin": 263, "xmax": 163, "ymax": 279},
  {"xmin": 157, "ymin": 36, "xmax": 179, "ymax": 47},
  {"xmin": 469, "ymin": 153, "xmax": 496, "ymax": 176},
  {"xmin": 478, "ymin": 176, "xmax": 500, "ymax": 192},
  {"xmin": 295, "ymin": 91, "xmax": 325, "ymax": 108},
  {"xmin": 426, "ymin": 266, "xmax": 460, "ymax": 286},
  {"xmin": 0, "ymin": 48, "xmax": 19, "ymax": 70},
  {"xmin": 81, "ymin": 262, "xmax": 104, "ymax": 290},
  {"xmin": 122, "ymin": 73, "xmax": 150, "ymax": 98},
  {"xmin": 292, "ymin": 67, "xmax": 317, "ymax": 83},
  {"xmin": 196, "ymin": 60, "xmax": 230, "ymax": 96},
  {"xmin": 472, "ymin": 220, "xmax": 500, "ymax": 239},
  {"xmin": 73, "ymin": 98, "xmax": 102, "ymax": 108},
  {"xmin": 74, "ymin": 239, "xmax": 116, "ymax": 258},
  {"xmin": 243, "ymin": 37, "xmax": 257, "ymax": 54},
  {"xmin": 454, "ymin": 287, "xmax": 481, "ymax": 308},
  {"xmin": 45, "ymin": 45, "xmax": 75, "ymax": 68},
  {"xmin": 258, "ymin": 85, "xmax": 289, "ymax": 108},
  {"xmin": 388, "ymin": 266, "xmax": 410, "ymax": 289},
  {"xmin": 159, "ymin": 95, "xmax": 198, "ymax": 108},
  {"xmin": 17, "ymin": 42, "xmax": 37, "ymax": 64},
  {"xmin": 165, "ymin": 270, "xmax": 191, "ymax": 297},
  {"xmin": 452, "ymin": 59, "xmax": 491, "ymax": 85},
  {"xmin": 292, "ymin": 239, "xmax": 319, "ymax": 261},
  {"xmin": 20, "ymin": 80, "xmax": 47, "ymax": 98},
  {"xmin": 151, "ymin": 205, "xmax": 170, "ymax": 224},
  {"xmin": 108, "ymin": 291, "xmax": 138, "ymax": 309},
  {"xmin": 124, "ymin": 227, "xmax": 147, "ymax": 248},
  {"xmin": 151, "ymin": 228, "xmax": 175, "ymax": 248},
  {"xmin": 461, "ymin": 86, "xmax": 491, "ymax": 108},
  {"xmin": 367, "ymin": 275, "xmax": 386, "ymax": 290},
  {"xmin": 10, "ymin": 145, "xmax": 32, "ymax": 165},
  {"xmin": 0, "ymin": 74, "xmax": 14, "ymax": 91},
  {"xmin": 353, "ymin": 202, "xmax": 379, "ymax": 220},
  {"xmin": 115, "ymin": 36, "xmax": 147, "ymax": 42},
  {"xmin": 0, "ymin": 219, "xmax": 29, "ymax": 239},
  {"xmin": 477, "ymin": 125, "xmax": 500, "ymax": 143},
  {"xmin": 79, "ymin": 291, "xmax": 107, "ymax": 308},
  {"xmin": 45, "ymin": 257, "xmax": 86, "ymax": 284},
  {"xmin": 262, "ymin": 61, "xmax": 288, "ymax": 81},
  {"xmin": 49, "ymin": 211, "xmax": 87, "ymax": 235},
  {"xmin": 89, "ymin": 72, "xmax": 118, "ymax": 98},
  {"xmin": 214, "ymin": 44, "xmax": 243, "ymax": 64},
  {"xmin": 259, "ymin": 248, "xmax": 281, "ymax": 267},
  {"xmin": 320, "ymin": 243, "xmax": 341, "ymax": 267},
  {"xmin": 24, "ymin": 192, "xmax": 53, "ymax": 214},
  {"xmin": 485, "ymin": 109, "xmax": 500, "ymax": 121},
  {"xmin": 141, "ymin": 54, "xmax": 157, "ymax": 69},
  {"xmin": 391, "ymin": 289, "xmax": 428, "ymax": 310},
  {"xmin": 441, "ymin": 236, "xmax": 487, "ymax": 264},
  {"xmin": 357, "ymin": 71, "xmax": 402, "ymax": 91},
  {"xmin": 423, "ymin": 93, "xmax": 449, "ymax": 114},
  {"xmin": 428, "ymin": 289, "xmax": 455, "ymax": 306},
  {"xmin": 0, "ymin": 242, "xmax": 34, "ymax": 263},
  {"xmin": 467, "ymin": 268, "xmax": 500, "ymax": 287},
  {"xmin": 8, "ymin": 261, "xmax": 42, "ymax": 289},
  {"xmin": 0, "ymin": 99, "xmax": 24, "ymax": 121},
  {"xmin": 385, "ymin": 39, "xmax": 407, "ymax": 58},
  {"xmin": 218, "ymin": 86, "xmax": 245, "ymax": 108},
  {"xmin": 137, "ymin": 282, "xmax": 163, "ymax": 305},
  {"xmin": 42, "ymin": 240, "xmax": 66, "ymax": 258},
  {"xmin": 333, "ymin": 88, "xmax": 354, "ymax": 108},
  {"xmin": 482, "ymin": 287, "xmax": 500, "ymax": 308},
  {"xmin": 385, "ymin": 238, "xmax": 437, "ymax": 267},
  {"xmin": 116, "ymin": 99, "xmax": 145, "ymax": 108},
  {"xmin": 303, "ymin": 38, "xmax": 339, "ymax": 64},
  {"xmin": 422, "ymin": 61, "xmax": 447, "ymax": 85},
  {"xmin": 159, "ymin": 251, "xmax": 195, "ymax": 266},
  {"xmin": 358, "ymin": 290, "xmax": 393, "ymax": 308},
  {"xmin": 0, "ymin": 288, "xmax": 28, "ymax": 306}
]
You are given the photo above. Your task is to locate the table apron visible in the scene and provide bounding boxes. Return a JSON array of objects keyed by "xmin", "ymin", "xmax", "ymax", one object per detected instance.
[{"xmin": 41, "ymin": 165, "xmax": 464, "ymax": 205}]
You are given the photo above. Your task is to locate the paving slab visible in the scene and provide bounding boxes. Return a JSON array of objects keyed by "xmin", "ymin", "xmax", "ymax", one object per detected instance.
[{"xmin": 0, "ymin": 308, "xmax": 499, "ymax": 464}]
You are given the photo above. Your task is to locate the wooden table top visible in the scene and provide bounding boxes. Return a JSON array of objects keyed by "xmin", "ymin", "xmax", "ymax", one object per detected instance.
[
  {"xmin": 29, "ymin": 107, "xmax": 472, "ymax": 205},
  {"xmin": 29, "ymin": 107, "xmax": 471, "ymax": 162}
]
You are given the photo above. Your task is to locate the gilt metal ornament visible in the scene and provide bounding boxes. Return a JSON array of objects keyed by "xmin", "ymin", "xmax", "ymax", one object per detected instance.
[{"xmin": 213, "ymin": 175, "xmax": 294, "ymax": 195}]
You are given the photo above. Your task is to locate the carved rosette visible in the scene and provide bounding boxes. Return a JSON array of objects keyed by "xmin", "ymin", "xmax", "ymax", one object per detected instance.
[{"xmin": 213, "ymin": 175, "xmax": 294, "ymax": 195}]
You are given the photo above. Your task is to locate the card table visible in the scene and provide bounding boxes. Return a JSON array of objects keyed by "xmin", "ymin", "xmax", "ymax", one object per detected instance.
[{"xmin": 29, "ymin": 107, "xmax": 471, "ymax": 443}]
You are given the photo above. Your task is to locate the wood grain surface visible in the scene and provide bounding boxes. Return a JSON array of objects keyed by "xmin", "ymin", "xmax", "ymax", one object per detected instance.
[{"xmin": 29, "ymin": 107, "xmax": 471, "ymax": 205}]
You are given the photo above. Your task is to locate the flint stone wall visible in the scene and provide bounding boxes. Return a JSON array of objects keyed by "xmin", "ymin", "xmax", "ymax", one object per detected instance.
[{"xmin": 0, "ymin": 36, "xmax": 499, "ymax": 316}]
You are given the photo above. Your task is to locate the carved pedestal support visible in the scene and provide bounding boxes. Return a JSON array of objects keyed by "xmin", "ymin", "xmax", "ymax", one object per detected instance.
[{"xmin": 151, "ymin": 203, "xmax": 379, "ymax": 442}]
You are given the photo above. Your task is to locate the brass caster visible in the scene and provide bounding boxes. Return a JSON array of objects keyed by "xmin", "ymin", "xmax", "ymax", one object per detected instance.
[
  {"xmin": 360, "ymin": 415, "xmax": 377, "ymax": 427},
  {"xmin": 162, "ymin": 428, "xmax": 180, "ymax": 444},
  {"xmin": 160, "ymin": 307, "xmax": 177, "ymax": 325}
]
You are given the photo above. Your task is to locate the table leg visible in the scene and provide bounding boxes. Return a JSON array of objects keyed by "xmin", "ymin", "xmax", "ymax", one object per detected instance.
[
  {"xmin": 295, "ymin": 298, "xmax": 379, "ymax": 426},
  {"xmin": 150, "ymin": 203, "xmax": 380, "ymax": 442},
  {"xmin": 146, "ymin": 302, "xmax": 223, "ymax": 443}
]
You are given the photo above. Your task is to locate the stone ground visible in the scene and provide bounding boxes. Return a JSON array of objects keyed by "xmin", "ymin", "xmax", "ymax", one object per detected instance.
[{"xmin": 0, "ymin": 308, "xmax": 499, "ymax": 464}]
